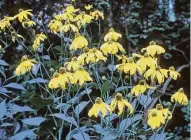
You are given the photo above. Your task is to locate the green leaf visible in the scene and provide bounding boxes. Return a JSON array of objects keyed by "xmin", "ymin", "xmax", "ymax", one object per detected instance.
[
  {"xmin": 29, "ymin": 95, "xmax": 53, "ymax": 109},
  {"xmin": 102, "ymin": 81, "xmax": 111, "ymax": 94}
]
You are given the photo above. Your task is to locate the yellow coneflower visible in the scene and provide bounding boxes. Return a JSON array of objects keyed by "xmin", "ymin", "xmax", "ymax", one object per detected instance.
[
  {"xmin": 133, "ymin": 53, "xmax": 157, "ymax": 73},
  {"xmin": 22, "ymin": 20, "xmax": 36, "ymax": 28},
  {"xmin": 147, "ymin": 104, "xmax": 172, "ymax": 129},
  {"xmin": 116, "ymin": 57, "xmax": 142, "ymax": 75},
  {"xmin": 15, "ymin": 55, "xmax": 36, "ymax": 76},
  {"xmin": 84, "ymin": 4, "xmax": 93, "ymax": 10},
  {"xmin": 48, "ymin": 19, "xmax": 62, "ymax": 34},
  {"xmin": 115, "ymin": 54, "xmax": 128, "ymax": 63},
  {"xmin": 168, "ymin": 66, "xmax": 181, "ymax": 80},
  {"xmin": 144, "ymin": 66, "xmax": 168, "ymax": 84},
  {"xmin": 104, "ymin": 28, "xmax": 122, "ymax": 42},
  {"xmin": 88, "ymin": 97, "xmax": 111, "ymax": 117},
  {"xmin": 32, "ymin": 33, "xmax": 46, "ymax": 51},
  {"xmin": 156, "ymin": 104, "xmax": 172, "ymax": 120},
  {"xmin": 0, "ymin": 16, "xmax": 14, "ymax": 31},
  {"xmin": 64, "ymin": 57, "xmax": 82, "ymax": 71},
  {"xmin": 78, "ymin": 48, "xmax": 107, "ymax": 64},
  {"xmin": 75, "ymin": 12, "xmax": 93, "ymax": 28},
  {"xmin": 15, "ymin": 9, "xmax": 33, "ymax": 22},
  {"xmin": 59, "ymin": 22, "xmax": 79, "ymax": 33},
  {"xmin": 48, "ymin": 72, "xmax": 62, "ymax": 89},
  {"xmin": 73, "ymin": 69, "xmax": 92, "ymax": 86},
  {"xmin": 110, "ymin": 93, "xmax": 134, "ymax": 115},
  {"xmin": 65, "ymin": 5, "xmax": 79, "ymax": 14},
  {"xmin": 141, "ymin": 41, "xmax": 165, "ymax": 57},
  {"xmin": 100, "ymin": 41, "xmax": 126, "ymax": 55},
  {"xmin": 171, "ymin": 88, "xmax": 188, "ymax": 106},
  {"xmin": 58, "ymin": 67, "xmax": 76, "ymax": 85},
  {"xmin": 131, "ymin": 80, "xmax": 153, "ymax": 96},
  {"xmin": 90, "ymin": 10, "xmax": 104, "ymax": 20},
  {"xmin": 70, "ymin": 34, "xmax": 88, "ymax": 50}
]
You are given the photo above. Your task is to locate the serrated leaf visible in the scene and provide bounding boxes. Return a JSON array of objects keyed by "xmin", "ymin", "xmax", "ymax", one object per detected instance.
[
  {"xmin": 22, "ymin": 117, "xmax": 46, "ymax": 126},
  {"xmin": 74, "ymin": 101, "xmax": 90, "ymax": 115},
  {"xmin": 27, "ymin": 78, "xmax": 48, "ymax": 84},
  {"xmin": 4, "ymin": 83, "xmax": 26, "ymax": 91},
  {"xmin": 50, "ymin": 113, "xmax": 77, "ymax": 126},
  {"xmin": 10, "ymin": 129, "xmax": 37, "ymax": 140},
  {"xmin": 0, "ymin": 59, "xmax": 9, "ymax": 66},
  {"xmin": 0, "ymin": 100, "xmax": 7, "ymax": 120},
  {"xmin": 119, "ymin": 114, "xmax": 142, "ymax": 132}
]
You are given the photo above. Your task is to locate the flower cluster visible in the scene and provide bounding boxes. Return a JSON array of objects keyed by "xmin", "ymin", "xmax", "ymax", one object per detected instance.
[
  {"xmin": 88, "ymin": 93, "xmax": 133, "ymax": 117},
  {"xmin": 48, "ymin": 4, "xmax": 104, "ymax": 34}
]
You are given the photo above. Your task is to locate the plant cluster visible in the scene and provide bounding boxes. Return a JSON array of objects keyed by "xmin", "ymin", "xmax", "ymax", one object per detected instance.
[{"xmin": 0, "ymin": 1, "xmax": 189, "ymax": 140}]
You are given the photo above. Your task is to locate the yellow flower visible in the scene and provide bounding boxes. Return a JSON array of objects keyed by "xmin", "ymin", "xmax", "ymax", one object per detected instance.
[
  {"xmin": 0, "ymin": 16, "xmax": 14, "ymax": 31},
  {"xmin": 59, "ymin": 22, "xmax": 79, "ymax": 33},
  {"xmin": 131, "ymin": 80, "xmax": 152, "ymax": 96},
  {"xmin": 133, "ymin": 53, "xmax": 157, "ymax": 72},
  {"xmin": 48, "ymin": 19, "xmax": 62, "ymax": 34},
  {"xmin": 70, "ymin": 34, "xmax": 88, "ymax": 50},
  {"xmin": 104, "ymin": 28, "xmax": 122, "ymax": 42},
  {"xmin": 90, "ymin": 10, "xmax": 104, "ymax": 20},
  {"xmin": 116, "ymin": 57, "xmax": 142, "ymax": 75},
  {"xmin": 144, "ymin": 66, "xmax": 168, "ymax": 84},
  {"xmin": 59, "ymin": 67, "xmax": 76, "ymax": 85},
  {"xmin": 156, "ymin": 104, "xmax": 172, "ymax": 120},
  {"xmin": 171, "ymin": 88, "xmax": 188, "ymax": 105},
  {"xmin": 141, "ymin": 41, "xmax": 165, "ymax": 57},
  {"xmin": 22, "ymin": 20, "xmax": 36, "ymax": 28},
  {"xmin": 32, "ymin": 33, "xmax": 47, "ymax": 51},
  {"xmin": 48, "ymin": 68, "xmax": 76, "ymax": 89},
  {"xmin": 75, "ymin": 12, "xmax": 93, "ymax": 27},
  {"xmin": 168, "ymin": 66, "xmax": 181, "ymax": 80},
  {"xmin": 147, "ymin": 108, "xmax": 165, "ymax": 129},
  {"xmin": 100, "ymin": 41, "xmax": 125, "ymax": 55},
  {"xmin": 85, "ymin": 4, "xmax": 93, "ymax": 10},
  {"xmin": 16, "ymin": 9, "xmax": 33, "ymax": 22},
  {"xmin": 115, "ymin": 54, "xmax": 128, "ymax": 62},
  {"xmin": 88, "ymin": 97, "xmax": 111, "ymax": 117},
  {"xmin": 15, "ymin": 55, "xmax": 36, "ymax": 75},
  {"xmin": 48, "ymin": 72, "xmax": 62, "ymax": 89},
  {"xmin": 73, "ymin": 69, "xmax": 92, "ymax": 85},
  {"xmin": 148, "ymin": 104, "xmax": 172, "ymax": 130},
  {"xmin": 65, "ymin": 5, "xmax": 79, "ymax": 14},
  {"xmin": 110, "ymin": 93, "xmax": 134, "ymax": 115},
  {"xmin": 78, "ymin": 48, "xmax": 107, "ymax": 64},
  {"xmin": 55, "ymin": 5, "xmax": 78, "ymax": 22},
  {"xmin": 64, "ymin": 57, "xmax": 82, "ymax": 71}
]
